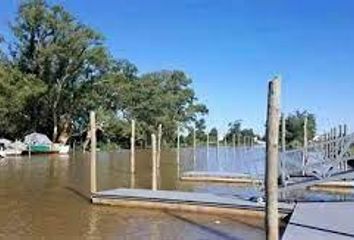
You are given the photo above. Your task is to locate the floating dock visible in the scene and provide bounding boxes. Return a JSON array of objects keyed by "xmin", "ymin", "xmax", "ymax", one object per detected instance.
[
  {"xmin": 282, "ymin": 202, "xmax": 354, "ymax": 240},
  {"xmin": 92, "ymin": 188, "xmax": 293, "ymax": 218},
  {"xmin": 180, "ymin": 171, "xmax": 262, "ymax": 184}
]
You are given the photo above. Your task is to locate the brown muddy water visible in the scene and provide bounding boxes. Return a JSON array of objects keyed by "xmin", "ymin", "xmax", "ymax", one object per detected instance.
[
  {"xmin": 0, "ymin": 150, "xmax": 353, "ymax": 239},
  {"xmin": 0, "ymin": 150, "xmax": 265, "ymax": 240}
]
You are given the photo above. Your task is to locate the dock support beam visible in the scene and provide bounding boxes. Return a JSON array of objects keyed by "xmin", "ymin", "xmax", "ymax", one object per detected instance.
[
  {"xmin": 265, "ymin": 77, "xmax": 281, "ymax": 240},
  {"xmin": 90, "ymin": 111, "xmax": 97, "ymax": 194},
  {"xmin": 193, "ymin": 126, "xmax": 196, "ymax": 169},
  {"xmin": 130, "ymin": 120, "xmax": 135, "ymax": 174},
  {"xmin": 177, "ymin": 125, "xmax": 180, "ymax": 177},
  {"xmin": 302, "ymin": 117, "xmax": 308, "ymax": 176},
  {"xmin": 157, "ymin": 124, "xmax": 162, "ymax": 169},
  {"xmin": 206, "ymin": 133, "xmax": 210, "ymax": 162},
  {"xmin": 152, "ymin": 134, "xmax": 157, "ymax": 191}
]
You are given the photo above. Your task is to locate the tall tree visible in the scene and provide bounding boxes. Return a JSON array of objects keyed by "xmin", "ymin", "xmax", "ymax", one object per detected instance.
[
  {"xmin": 10, "ymin": 0, "xmax": 109, "ymax": 142},
  {"xmin": 285, "ymin": 111, "xmax": 316, "ymax": 149},
  {"xmin": 0, "ymin": 65, "xmax": 46, "ymax": 138}
]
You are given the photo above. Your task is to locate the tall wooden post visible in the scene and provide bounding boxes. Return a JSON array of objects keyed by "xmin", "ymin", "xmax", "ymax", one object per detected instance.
[
  {"xmin": 344, "ymin": 124, "xmax": 348, "ymax": 171},
  {"xmin": 193, "ymin": 126, "xmax": 197, "ymax": 169},
  {"xmin": 224, "ymin": 136, "xmax": 228, "ymax": 162},
  {"xmin": 152, "ymin": 134, "xmax": 157, "ymax": 191},
  {"xmin": 130, "ymin": 120, "xmax": 136, "ymax": 174},
  {"xmin": 265, "ymin": 77, "xmax": 281, "ymax": 240},
  {"xmin": 157, "ymin": 124, "xmax": 162, "ymax": 169},
  {"xmin": 237, "ymin": 134, "xmax": 241, "ymax": 147},
  {"xmin": 302, "ymin": 117, "xmax": 308, "ymax": 176},
  {"xmin": 90, "ymin": 111, "xmax": 97, "ymax": 194},
  {"xmin": 206, "ymin": 133, "xmax": 210, "ymax": 162},
  {"xmin": 216, "ymin": 130, "xmax": 220, "ymax": 162},
  {"xmin": 232, "ymin": 134, "xmax": 236, "ymax": 160},
  {"xmin": 177, "ymin": 125, "xmax": 180, "ymax": 177}
]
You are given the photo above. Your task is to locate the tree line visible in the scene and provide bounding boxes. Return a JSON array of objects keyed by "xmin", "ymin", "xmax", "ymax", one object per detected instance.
[{"xmin": 0, "ymin": 0, "xmax": 316, "ymax": 149}]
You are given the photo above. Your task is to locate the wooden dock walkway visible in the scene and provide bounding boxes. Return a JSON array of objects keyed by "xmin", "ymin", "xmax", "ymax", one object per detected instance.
[
  {"xmin": 282, "ymin": 202, "xmax": 354, "ymax": 240},
  {"xmin": 92, "ymin": 188, "xmax": 293, "ymax": 218},
  {"xmin": 180, "ymin": 171, "xmax": 262, "ymax": 184}
]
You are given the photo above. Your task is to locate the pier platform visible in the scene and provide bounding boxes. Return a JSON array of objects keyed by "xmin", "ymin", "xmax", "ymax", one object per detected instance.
[
  {"xmin": 180, "ymin": 171, "xmax": 262, "ymax": 184},
  {"xmin": 283, "ymin": 202, "xmax": 354, "ymax": 240},
  {"xmin": 92, "ymin": 188, "xmax": 293, "ymax": 217}
]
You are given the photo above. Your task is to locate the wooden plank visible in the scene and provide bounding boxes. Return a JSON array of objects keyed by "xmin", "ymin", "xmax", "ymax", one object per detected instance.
[
  {"xmin": 283, "ymin": 202, "xmax": 354, "ymax": 240},
  {"xmin": 92, "ymin": 188, "xmax": 293, "ymax": 217},
  {"xmin": 180, "ymin": 171, "xmax": 262, "ymax": 184}
]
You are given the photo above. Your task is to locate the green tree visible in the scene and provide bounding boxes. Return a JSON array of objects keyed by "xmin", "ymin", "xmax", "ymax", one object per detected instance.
[
  {"xmin": 10, "ymin": 0, "xmax": 109, "ymax": 142},
  {"xmin": 224, "ymin": 120, "xmax": 256, "ymax": 142},
  {"xmin": 285, "ymin": 111, "xmax": 316, "ymax": 149},
  {"xmin": 129, "ymin": 70, "xmax": 208, "ymax": 145},
  {"xmin": 0, "ymin": 65, "xmax": 46, "ymax": 138}
]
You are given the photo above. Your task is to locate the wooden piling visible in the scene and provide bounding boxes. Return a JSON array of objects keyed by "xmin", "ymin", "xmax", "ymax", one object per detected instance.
[
  {"xmin": 28, "ymin": 142, "xmax": 31, "ymax": 158},
  {"xmin": 177, "ymin": 125, "xmax": 180, "ymax": 177},
  {"xmin": 302, "ymin": 117, "xmax": 308, "ymax": 176},
  {"xmin": 152, "ymin": 134, "xmax": 157, "ymax": 191},
  {"xmin": 90, "ymin": 111, "xmax": 97, "ymax": 194},
  {"xmin": 206, "ymin": 133, "xmax": 210, "ymax": 162},
  {"xmin": 232, "ymin": 134, "xmax": 236, "ymax": 160},
  {"xmin": 193, "ymin": 126, "xmax": 197, "ymax": 169},
  {"xmin": 157, "ymin": 124, "xmax": 162, "ymax": 169},
  {"xmin": 216, "ymin": 130, "xmax": 220, "ymax": 162},
  {"xmin": 130, "ymin": 120, "xmax": 136, "ymax": 174},
  {"xmin": 265, "ymin": 77, "xmax": 281, "ymax": 240},
  {"xmin": 343, "ymin": 124, "xmax": 348, "ymax": 171}
]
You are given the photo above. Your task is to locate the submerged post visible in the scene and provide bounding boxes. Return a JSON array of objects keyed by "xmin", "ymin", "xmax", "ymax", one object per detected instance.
[
  {"xmin": 152, "ymin": 134, "xmax": 157, "ymax": 191},
  {"xmin": 177, "ymin": 125, "xmax": 180, "ymax": 177},
  {"xmin": 157, "ymin": 124, "xmax": 162, "ymax": 169},
  {"xmin": 130, "ymin": 120, "xmax": 136, "ymax": 174},
  {"xmin": 216, "ymin": 130, "xmax": 220, "ymax": 162},
  {"xmin": 232, "ymin": 134, "xmax": 236, "ymax": 160},
  {"xmin": 206, "ymin": 133, "xmax": 210, "ymax": 162},
  {"xmin": 265, "ymin": 77, "xmax": 281, "ymax": 240},
  {"xmin": 302, "ymin": 117, "xmax": 308, "ymax": 176},
  {"xmin": 193, "ymin": 126, "xmax": 196, "ymax": 169},
  {"xmin": 90, "ymin": 111, "xmax": 97, "ymax": 194}
]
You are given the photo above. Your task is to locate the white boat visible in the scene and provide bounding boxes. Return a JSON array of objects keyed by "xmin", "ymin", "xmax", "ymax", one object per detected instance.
[
  {"xmin": 0, "ymin": 150, "xmax": 5, "ymax": 158},
  {"xmin": 58, "ymin": 145, "xmax": 70, "ymax": 154},
  {"xmin": 4, "ymin": 149, "xmax": 23, "ymax": 156}
]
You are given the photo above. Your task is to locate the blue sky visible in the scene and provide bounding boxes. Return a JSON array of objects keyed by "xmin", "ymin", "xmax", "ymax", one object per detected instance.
[{"xmin": 1, "ymin": 0, "xmax": 354, "ymax": 136}]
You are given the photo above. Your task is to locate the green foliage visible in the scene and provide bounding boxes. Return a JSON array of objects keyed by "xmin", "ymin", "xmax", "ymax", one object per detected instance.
[
  {"xmin": 284, "ymin": 111, "xmax": 316, "ymax": 149},
  {"xmin": 0, "ymin": 0, "xmax": 208, "ymax": 147},
  {"xmin": 224, "ymin": 120, "xmax": 256, "ymax": 142},
  {"xmin": 0, "ymin": 65, "xmax": 46, "ymax": 138}
]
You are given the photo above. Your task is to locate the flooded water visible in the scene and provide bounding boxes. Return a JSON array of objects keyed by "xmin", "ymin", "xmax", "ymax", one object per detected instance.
[
  {"xmin": 0, "ymin": 150, "xmax": 265, "ymax": 240},
  {"xmin": 0, "ymin": 149, "xmax": 353, "ymax": 239}
]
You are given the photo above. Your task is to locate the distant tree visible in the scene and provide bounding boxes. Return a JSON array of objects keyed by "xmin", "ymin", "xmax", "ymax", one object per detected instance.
[
  {"xmin": 130, "ymin": 70, "xmax": 208, "ymax": 145},
  {"xmin": 284, "ymin": 111, "xmax": 316, "ymax": 149},
  {"xmin": 224, "ymin": 120, "xmax": 256, "ymax": 142}
]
